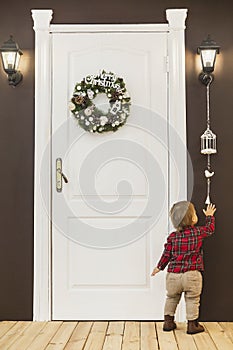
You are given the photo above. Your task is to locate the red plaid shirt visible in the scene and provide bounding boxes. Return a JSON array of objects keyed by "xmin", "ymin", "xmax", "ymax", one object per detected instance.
[{"xmin": 157, "ymin": 216, "xmax": 215, "ymax": 273}]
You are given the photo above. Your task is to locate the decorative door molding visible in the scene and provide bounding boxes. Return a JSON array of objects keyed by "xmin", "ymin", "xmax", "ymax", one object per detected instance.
[{"xmin": 32, "ymin": 8, "xmax": 188, "ymax": 321}]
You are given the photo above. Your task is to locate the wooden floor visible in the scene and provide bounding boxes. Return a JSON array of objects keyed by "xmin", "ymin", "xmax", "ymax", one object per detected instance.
[{"xmin": 0, "ymin": 321, "xmax": 232, "ymax": 350}]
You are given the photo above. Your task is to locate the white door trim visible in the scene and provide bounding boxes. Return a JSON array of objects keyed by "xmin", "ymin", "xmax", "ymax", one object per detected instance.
[{"xmin": 32, "ymin": 8, "xmax": 188, "ymax": 321}]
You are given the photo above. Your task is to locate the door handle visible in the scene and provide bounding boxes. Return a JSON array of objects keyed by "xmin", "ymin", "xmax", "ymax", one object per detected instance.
[{"xmin": 56, "ymin": 158, "xmax": 68, "ymax": 192}]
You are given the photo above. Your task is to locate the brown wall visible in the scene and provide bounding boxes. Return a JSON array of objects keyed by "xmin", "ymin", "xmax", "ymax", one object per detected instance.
[{"xmin": 0, "ymin": 0, "xmax": 232, "ymax": 320}]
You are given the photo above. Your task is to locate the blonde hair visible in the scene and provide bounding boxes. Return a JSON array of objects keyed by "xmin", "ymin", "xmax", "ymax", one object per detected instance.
[{"xmin": 170, "ymin": 201, "xmax": 195, "ymax": 231}]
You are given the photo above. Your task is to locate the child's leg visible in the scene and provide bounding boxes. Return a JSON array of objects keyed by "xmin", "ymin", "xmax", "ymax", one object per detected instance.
[
  {"xmin": 164, "ymin": 272, "xmax": 183, "ymax": 316},
  {"xmin": 183, "ymin": 270, "xmax": 202, "ymax": 320}
]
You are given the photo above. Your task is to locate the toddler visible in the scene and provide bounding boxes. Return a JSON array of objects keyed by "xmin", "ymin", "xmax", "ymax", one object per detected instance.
[{"xmin": 151, "ymin": 201, "xmax": 216, "ymax": 334}]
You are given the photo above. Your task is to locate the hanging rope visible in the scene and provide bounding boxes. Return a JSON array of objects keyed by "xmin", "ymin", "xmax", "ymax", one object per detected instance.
[
  {"xmin": 206, "ymin": 76, "xmax": 213, "ymax": 129},
  {"xmin": 205, "ymin": 76, "xmax": 213, "ymax": 204}
]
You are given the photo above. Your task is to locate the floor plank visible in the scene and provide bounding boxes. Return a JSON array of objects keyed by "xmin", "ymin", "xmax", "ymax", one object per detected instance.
[
  {"xmin": 45, "ymin": 322, "xmax": 77, "ymax": 350},
  {"xmin": 122, "ymin": 321, "xmax": 140, "ymax": 350},
  {"xmin": 106, "ymin": 321, "xmax": 124, "ymax": 336},
  {"xmin": 64, "ymin": 322, "xmax": 93, "ymax": 350},
  {"xmin": 0, "ymin": 322, "xmax": 32, "ymax": 350},
  {"xmin": 204, "ymin": 322, "xmax": 233, "ymax": 350},
  {"xmin": 156, "ymin": 322, "xmax": 178, "ymax": 350},
  {"xmin": 102, "ymin": 322, "xmax": 124, "ymax": 350},
  {"xmin": 0, "ymin": 322, "xmax": 17, "ymax": 338},
  {"xmin": 102, "ymin": 333, "xmax": 122, "ymax": 350},
  {"xmin": 27, "ymin": 322, "xmax": 63, "ymax": 350},
  {"xmin": 140, "ymin": 322, "xmax": 158, "ymax": 350},
  {"xmin": 83, "ymin": 322, "xmax": 108, "ymax": 350},
  {"xmin": 219, "ymin": 322, "xmax": 233, "ymax": 343},
  {"xmin": 174, "ymin": 322, "xmax": 198, "ymax": 350},
  {"xmin": 192, "ymin": 325, "xmax": 218, "ymax": 350},
  {"xmin": 7, "ymin": 322, "xmax": 47, "ymax": 350}
]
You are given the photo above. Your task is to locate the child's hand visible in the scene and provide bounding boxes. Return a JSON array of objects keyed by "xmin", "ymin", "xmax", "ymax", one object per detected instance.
[
  {"xmin": 203, "ymin": 203, "xmax": 216, "ymax": 216},
  {"xmin": 151, "ymin": 267, "xmax": 160, "ymax": 276}
]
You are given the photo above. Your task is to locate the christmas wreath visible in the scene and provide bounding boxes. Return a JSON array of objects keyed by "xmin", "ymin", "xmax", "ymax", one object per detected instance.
[{"xmin": 69, "ymin": 70, "xmax": 131, "ymax": 133}]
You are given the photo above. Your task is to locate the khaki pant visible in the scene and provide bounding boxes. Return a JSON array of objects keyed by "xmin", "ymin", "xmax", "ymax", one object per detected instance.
[{"xmin": 164, "ymin": 270, "xmax": 203, "ymax": 321}]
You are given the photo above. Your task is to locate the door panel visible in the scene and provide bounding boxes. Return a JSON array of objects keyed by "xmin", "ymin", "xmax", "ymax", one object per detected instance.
[{"xmin": 52, "ymin": 32, "xmax": 168, "ymax": 319}]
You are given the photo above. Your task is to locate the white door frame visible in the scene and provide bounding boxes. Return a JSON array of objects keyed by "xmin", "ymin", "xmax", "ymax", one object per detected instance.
[{"xmin": 32, "ymin": 8, "xmax": 188, "ymax": 321}]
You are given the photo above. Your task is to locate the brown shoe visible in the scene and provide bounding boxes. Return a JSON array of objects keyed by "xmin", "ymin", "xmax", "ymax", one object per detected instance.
[
  {"xmin": 187, "ymin": 320, "xmax": 204, "ymax": 334},
  {"xmin": 163, "ymin": 315, "xmax": 177, "ymax": 331}
]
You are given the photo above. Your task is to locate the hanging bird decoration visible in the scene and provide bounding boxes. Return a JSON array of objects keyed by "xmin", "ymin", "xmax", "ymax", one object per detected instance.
[{"xmin": 200, "ymin": 76, "xmax": 217, "ymax": 204}]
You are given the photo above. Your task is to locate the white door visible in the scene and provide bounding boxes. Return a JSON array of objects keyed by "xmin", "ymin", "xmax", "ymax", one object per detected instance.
[{"xmin": 52, "ymin": 31, "xmax": 169, "ymax": 320}]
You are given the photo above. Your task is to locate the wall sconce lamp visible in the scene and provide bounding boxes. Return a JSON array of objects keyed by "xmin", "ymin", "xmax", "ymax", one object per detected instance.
[
  {"xmin": 0, "ymin": 35, "xmax": 23, "ymax": 86},
  {"xmin": 197, "ymin": 35, "xmax": 220, "ymax": 85}
]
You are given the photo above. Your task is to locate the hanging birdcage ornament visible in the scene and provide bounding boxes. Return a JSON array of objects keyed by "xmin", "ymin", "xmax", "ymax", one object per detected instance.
[{"xmin": 201, "ymin": 127, "xmax": 217, "ymax": 154}]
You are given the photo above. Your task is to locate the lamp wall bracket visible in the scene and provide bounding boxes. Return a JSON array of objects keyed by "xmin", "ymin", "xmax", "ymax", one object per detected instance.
[
  {"xmin": 8, "ymin": 71, "xmax": 23, "ymax": 86},
  {"xmin": 199, "ymin": 73, "xmax": 213, "ymax": 86}
]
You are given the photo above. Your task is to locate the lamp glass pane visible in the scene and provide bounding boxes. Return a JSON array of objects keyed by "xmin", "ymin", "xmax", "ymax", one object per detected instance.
[
  {"xmin": 15, "ymin": 52, "xmax": 21, "ymax": 70},
  {"xmin": 201, "ymin": 49, "xmax": 216, "ymax": 68},
  {"xmin": 2, "ymin": 51, "xmax": 17, "ymax": 71}
]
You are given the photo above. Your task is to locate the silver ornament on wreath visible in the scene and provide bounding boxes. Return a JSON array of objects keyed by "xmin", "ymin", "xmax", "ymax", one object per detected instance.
[{"xmin": 69, "ymin": 70, "xmax": 131, "ymax": 133}]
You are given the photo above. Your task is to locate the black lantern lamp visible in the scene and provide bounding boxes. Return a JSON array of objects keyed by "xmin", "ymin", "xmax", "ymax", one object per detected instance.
[
  {"xmin": 197, "ymin": 35, "xmax": 220, "ymax": 85},
  {"xmin": 0, "ymin": 36, "xmax": 23, "ymax": 86}
]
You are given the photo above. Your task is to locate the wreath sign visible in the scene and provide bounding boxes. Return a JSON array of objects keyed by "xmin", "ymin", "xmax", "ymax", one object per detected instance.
[{"xmin": 69, "ymin": 70, "xmax": 131, "ymax": 133}]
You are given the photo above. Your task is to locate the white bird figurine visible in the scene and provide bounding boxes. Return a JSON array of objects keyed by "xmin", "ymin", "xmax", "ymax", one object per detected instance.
[{"xmin": 205, "ymin": 170, "xmax": 215, "ymax": 178}]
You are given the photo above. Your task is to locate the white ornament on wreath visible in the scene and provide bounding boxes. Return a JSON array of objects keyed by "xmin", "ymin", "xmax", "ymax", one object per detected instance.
[{"xmin": 69, "ymin": 70, "xmax": 131, "ymax": 133}]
